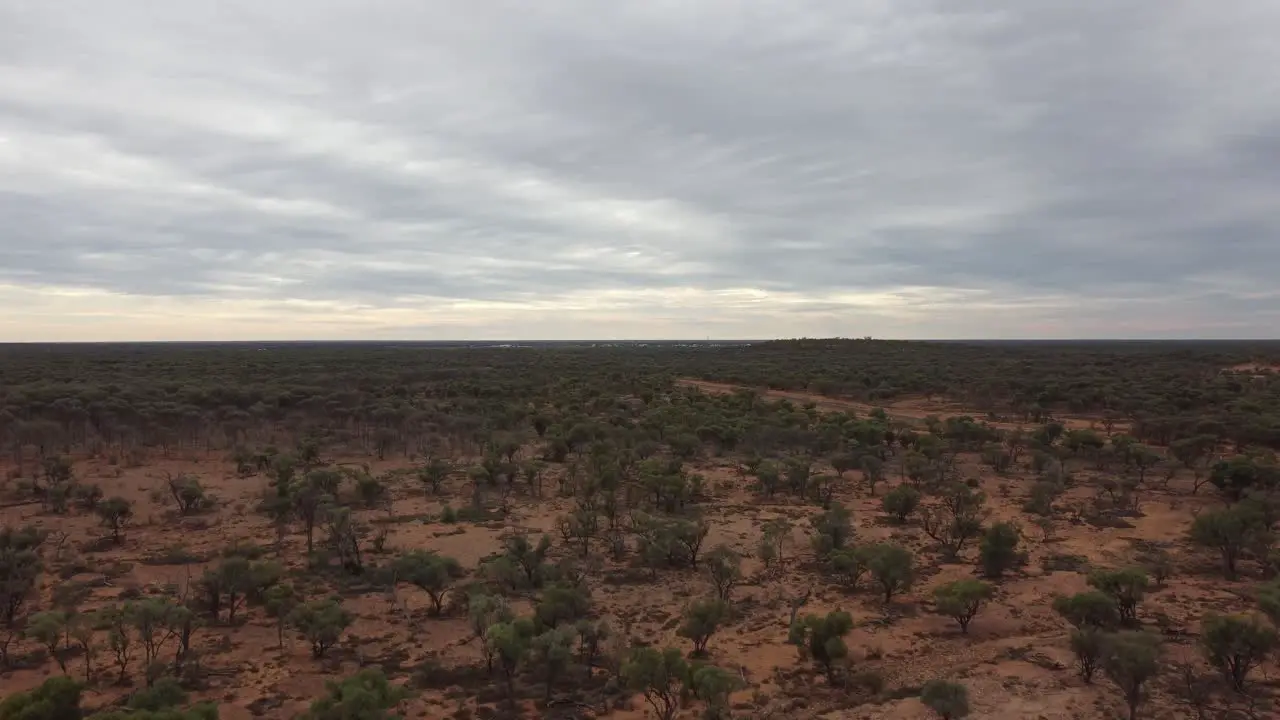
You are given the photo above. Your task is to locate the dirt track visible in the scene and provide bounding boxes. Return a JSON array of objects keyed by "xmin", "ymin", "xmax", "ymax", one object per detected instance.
[{"xmin": 676, "ymin": 378, "xmax": 1110, "ymax": 431}]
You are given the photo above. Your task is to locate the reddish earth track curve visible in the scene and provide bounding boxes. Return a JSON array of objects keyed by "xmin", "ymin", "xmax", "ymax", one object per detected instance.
[{"xmin": 675, "ymin": 378, "xmax": 1112, "ymax": 431}]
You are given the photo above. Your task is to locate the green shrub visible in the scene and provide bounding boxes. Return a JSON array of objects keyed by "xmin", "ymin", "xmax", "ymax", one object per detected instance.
[
  {"xmin": 933, "ymin": 580, "xmax": 992, "ymax": 633},
  {"xmin": 920, "ymin": 679, "xmax": 969, "ymax": 719},
  {"xmin": 882, "ymin": 485, "xmax": 922, "ymax": 523}
]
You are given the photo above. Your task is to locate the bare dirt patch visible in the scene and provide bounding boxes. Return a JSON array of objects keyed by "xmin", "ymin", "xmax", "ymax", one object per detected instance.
[
  {"xmin": 676, "ymin": 378, "xmax": 1117, "ymax": 432},
  {"xmin": 3, "ymin": 430, "xmax": 1262, "ymax": 720},
  {"xmin": 1224, "ymin": 362, "xmax": 1280, "ymax": 376}
]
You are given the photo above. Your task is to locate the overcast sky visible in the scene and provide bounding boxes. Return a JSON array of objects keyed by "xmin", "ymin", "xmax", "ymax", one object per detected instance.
[{"xmin": 2, "ymin": 1, "xmax": 1278, "ymax": 341}]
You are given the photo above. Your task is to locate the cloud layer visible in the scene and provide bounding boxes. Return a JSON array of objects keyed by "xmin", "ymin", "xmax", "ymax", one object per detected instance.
[{"xmin": 2, "ymin": 1, "xmax": 1278, "ymax": 340}]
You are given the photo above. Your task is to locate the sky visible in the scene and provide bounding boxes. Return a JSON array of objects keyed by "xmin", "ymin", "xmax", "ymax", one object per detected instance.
[{"xmin": 2, "ymin": 1, "xmax": 1279, "ymax": 341}]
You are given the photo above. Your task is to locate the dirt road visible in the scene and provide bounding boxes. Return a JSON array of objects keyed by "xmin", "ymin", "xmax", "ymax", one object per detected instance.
[{"xmin": 675, "ymin": 378, "xmax": 1109, "ymax": 431}]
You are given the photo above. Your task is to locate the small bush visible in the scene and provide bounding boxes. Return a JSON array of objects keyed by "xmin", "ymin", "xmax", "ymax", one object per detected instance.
[
  {"xmin": 299, "ymin": 669, "xmax": 408, "ymax": 720},
  {"xmin": 1053, "ymin": 591, "xmax": 1120, "ymax": 629},
  {"xmin": 1023, "ymin": 480, "xmax": 1063, "ymax": 516},
  {"xmin": 788, "ymin": 611, "xmax": 853, "ymax": 683},
  {"xmin": 864, "ymin": 543, "xmax": 914, "ymax": 603},
  {"xmin": 933, "ymin": 580, "xmax": 992, "ymax": 634},
  {"xmin": 1087, "ymin": 567, "xmax": 1148, "ymax": 625},
  {"xmin": 882, "ymin": 485, "xmax": 922, "ymax": 523},
  {"xmin": 920, "ymin": 679, "xmax": 969, "ymax": 719},
  {"xmin": 289, "ymin": 598, "xmax": 353, "ymax": 658},
  {"xmin": 1069, "ymin": 627, "xmax": 1105, "ymax": 683},
  {"xmin": 677, "ymin": 598, "xmax": 729, "ymax": 656},
  {"xmin": 978, "ymin": 521, "xmax": 1023, "ymax": 578},
  {"xmin": 1041, "ymin": 552, "xmax": 1089, "ymax": 573},
  {"xmin": 1101, "ymin": 631, "xmax": 1162, "ymax": 720}
]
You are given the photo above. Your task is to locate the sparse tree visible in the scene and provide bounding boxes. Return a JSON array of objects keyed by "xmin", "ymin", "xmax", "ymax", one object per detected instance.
[
  {"xmin": 69, "ymin": 614, "xmax": 97, "ymax": 682},
  {"xmin": 788, "ymin": 610, "xmax": 853, "ymax": 683},
  {"xmin": 784, "ymin": 457, "xmax": 812, "ymax": 496},
  {"xmin": 882, "ymin": 484, "xmax": 922, "ymax": 523},
  {"xmin": 530, "ymin": 626, "xmax": 576, "ymax": 702},
  {"xmin": 503, "ymin": 533, "xmax": 553, "ymax": 588},
  {"xmin": 621, "ymin": 645, "xmax": 688, "ymax": 720},
  {"xmin": 574, "ymin": 618, "xmax": 611, "ymax": 676},
  {"xmin": 198, "ymin": 555, "xmax": 275, "ymax": 624},
  {"xmin": 1132, "ymin": 445, "xmax": 1161, "ymax": 482},
  {"xmin": 468, "ymin": 593, "xmax": 513, "ymax": 673},
  {"xmin": 933, "ymin": 580, "xmax": 992, "ymax": 634},
  {"xmin": 688, "ymin": 663, "xmax": 742, "ymax": 720},
  {"xmin": 1024, "ymin": 480, "xmax": 1063, "ymax": 516},
  {"xmin": 1032, "ymin": 515, "xmax": 1055, "ymax": 542},
  {"xmin": 1189, "ymin": 504, "xmax": 1267, "ymax": 580},
  {"xmin": 557, "ymin": 507, "xmax": 599, "ymax": 557},
  {"xmin": 810, "ymin": 503, "xmax": 854, "ymax": 557},
  {"xmin": 808, "ymin": 473, "xmax": 842, "ymax": 509},
  {"xmin": 860, "ymin": 455, "xmax": 885, "ymax": 495},
  {"xmin": 921, "ymin": 501, "xmax": 984, "ymax": 561},
  {"xmin": 1209, "ymin": 455, "xmax": 1279, "ymax": 501},
  {"xmin": 349, "ymin": 468, "xmax": 389, "ymax": 509},
  {"xmin": 865, "ymin": 543, "xmax": 914, "ymax": 603},
  {"xmin": 1, "ymin": 525, "xmax": 45, "ymax": 630},
  {"xmin": 758, "ymin": 518, "xmax": 792, "ymax": 569},
  {"xmin": 523, "ymin": 459, "xmax": 547, "ymax": 497},
  {"xmin": 678, "ymin": 598, "xmax": 729, "ymax": 656},
  {"xmin": 1170, "ymin": 435, "xmax": 1214, "ymax": 473},
  {"xmin": 1200, "ymin": 613, "xmax": 1277, "ymax": 692},
  {"xmin": 1053, "ymin": 591, "xmax": 1120, "ymax": 630},
  {"xmin": 130, "ymin": 597, "xmax": 191, "ymax": 681},
  {"xmin": 73, "ymin": 483, "xmax": 103, "ymax": 513},
  {"xmin": 103, "ymin": 605, "xmax": 135, "ymax": 684},
  {"xmin": 1141, "ymin": 548, "xmax": 1174, "ymax": 588},
  {"xmin": 535, "ymin": 582, "xmax": 592, "ymax": 630},
  {"xmin": 1070, "ymin": 628, "xmax": 1106, "ymax": 683},
  {"xmin": 1101, "ymin": 631, "xmax": 1162, "ymax": 720},
  {"xmin": 981, "ymin": 442, "xmax": 1013, "ymax": 474},
  {"xmin": 25, "ymin": 610, "xmax": 70, "ymax": 673},
  {"xmin": 165, "ymin": 473, "xmax": 213, "ymax": 515},
  {"xmin": 672, "ymin": 517, "xmax": 711, "ymax": 570},
  {"xmin": 392, "ymin": 551, "xmax": 464, "ymax": 617},
  {"xmin": 288, "ymin": 598, "xmax": 352, "ymax": 658},
  {"xmin": 293, "ymin": 471, "xmax": 337, "ymax": 556},
  {"xmin": 487, "ymin": 617, "xmax": 535, "ymax": 706},
  {"xmin": 96, "ymin": 496, "xmax": 133, "ymax": 544},
  {"xmin": 830, "ymin": 452, "xmax": 859, "ymax": 479},
  {"xmin": 979, "ymin": 521, "xmax": 1023, "ymax": 579},
  {"xmin": 265, "ymin": 583, "xmax": 299, "ymax": 649},
  {"xmin": 322, "ymin": 504, "xmax": 367, "ymax": 574},
  {"xmin": 829, "ymin": 545, "xmax": 870, "ymax": 592},
  {"xmin": 705, "ymin": 545, "xmax": 742, "ymax": 603},
  {"xmin": 754, "ymin": 462, "xmax": 781, "ymax": 497},
  {"xmin": 1087, "ymin": 568, "xmax": 1148, "ymax": 626}
]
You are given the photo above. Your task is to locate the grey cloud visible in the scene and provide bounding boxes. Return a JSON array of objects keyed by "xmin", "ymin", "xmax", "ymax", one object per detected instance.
[{"xmin": 1, "ymin": 0, "xmax": 1278, "ymax": 338}]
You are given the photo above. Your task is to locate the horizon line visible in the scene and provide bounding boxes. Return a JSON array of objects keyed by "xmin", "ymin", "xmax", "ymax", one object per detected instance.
[{"xmin": 3, "ymin": 337, "xmax": 1280, "ymax": 345}]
